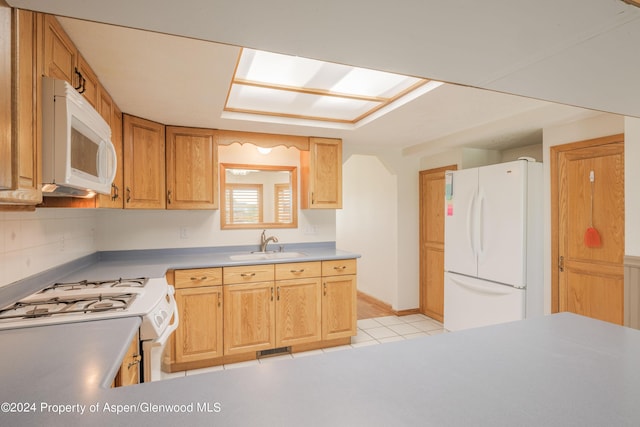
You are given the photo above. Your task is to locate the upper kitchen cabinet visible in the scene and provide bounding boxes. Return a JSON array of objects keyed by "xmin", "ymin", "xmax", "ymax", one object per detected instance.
[
  {"xmin": 41, "ymin": 14, "xmax": 77, "ymax": 86},
  {"xmin": 300, "ymin": 137, "xmax": 342, "ymax": 209},
  {"xmin": 166, "ymin": 126, "xmax": 218, "ymax": 210},
  {"xmin": 96, "ymin": 87, "xmax": 124, "ymax": 208},
  {"xmin": 123, "ymin": 114, "xmax": 166, "ymax": 209},
  {"xmin": 75, "ymin": 53, "xmax": 99, "ymax": 108},
  {"xmin": 0, "ymin": 7, "xmax": 42, "ymax": 208}
]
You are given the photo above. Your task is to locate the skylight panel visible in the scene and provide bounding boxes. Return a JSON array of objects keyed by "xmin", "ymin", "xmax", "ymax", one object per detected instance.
[{"xmin": 225, "ymin": 48, "xmax": 435, "ymax": 127}]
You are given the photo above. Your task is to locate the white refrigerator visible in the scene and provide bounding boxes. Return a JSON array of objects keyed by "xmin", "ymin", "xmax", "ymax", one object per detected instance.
[{"xmin": 443, "ymin": 159, "xmax": 543, "ymax": 331}]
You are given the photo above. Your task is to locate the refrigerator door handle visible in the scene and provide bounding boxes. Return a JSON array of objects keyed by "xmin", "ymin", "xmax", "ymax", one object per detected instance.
[
  {"xmin": 478, "ymin": 193, "xmax": 486, "ymax": 257},
  {"xmin": 450, "ymin": 274, "xmax": 515, "ymax": 296},
  {"xmin": 467, "ymin": 192, "xmax": 476, "ymax": 256}
]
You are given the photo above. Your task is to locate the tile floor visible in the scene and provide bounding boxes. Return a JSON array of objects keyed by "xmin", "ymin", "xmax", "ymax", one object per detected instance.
[{"xmin": 155, "ymin": 314, "xmax": 447, "ymax": 381}]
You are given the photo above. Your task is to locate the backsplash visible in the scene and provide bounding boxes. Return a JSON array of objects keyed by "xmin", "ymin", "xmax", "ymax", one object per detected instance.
[{"xmin": 0, "ymin": 209, "xmax": 98, "ymax": 287}]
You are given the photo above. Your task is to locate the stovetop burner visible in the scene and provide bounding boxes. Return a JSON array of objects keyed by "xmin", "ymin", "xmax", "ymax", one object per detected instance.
[
  {"xmin": 0, "ymin": 293, "xmax": 137, "ymax": 321},
  {"xmin": 38, "ymin": 277, "xmax": 149, "ymax": 293}
]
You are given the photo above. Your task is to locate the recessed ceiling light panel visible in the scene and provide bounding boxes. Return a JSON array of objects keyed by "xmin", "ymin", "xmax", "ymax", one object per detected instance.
[{"xmin": 224, "ymin": 48, "xmax": 437, "ymax": 127}]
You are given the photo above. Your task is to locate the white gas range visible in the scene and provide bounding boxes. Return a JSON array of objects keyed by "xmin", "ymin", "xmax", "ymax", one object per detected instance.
[{"xmin": 0, "ymin": 276, "xmax": 178, "ymax": 382}]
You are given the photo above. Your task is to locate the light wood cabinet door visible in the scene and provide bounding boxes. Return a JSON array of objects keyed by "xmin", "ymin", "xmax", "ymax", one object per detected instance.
[
  {"xmin": 175, "ymin": 286, "xmax": 224, "ymax": 363},
  {"xmin": 300, "ymin": 137, "xmax": 342, "ymax": 209},
  {"xmin": 42, "ymin": 14, "xmax": 77, "ymax": 86},
  {"xmin": 76, "ymin": 54, "xmax": 99, "ymax": 108},
  {"xmin": 322, "ymin": 275, "xmax": 357, "ymax": 340},
  {"xmin": 96, "ymin": 88, "xmax": 125, "ymax": 208},
  {"xmin": 223, "ymin": 282, "xmax": 275, "ymax": 356},
  {"xmin": 0, "ymin": 8, "xmax": 42, "ymax": 206},
  {"xmin": 123, "ymin": 114, "xmax": 166, "ymax": 209},
  {"xmin": 166, "ymin": 126, "xmax": 218, "ymax": 210},
  {"xmin": 275, "ymin": 278, "xmax": 322, "ymax": 347},
  {"xmin": 114, "ymin": 331, "xmax": 140, "ymax": 387}
]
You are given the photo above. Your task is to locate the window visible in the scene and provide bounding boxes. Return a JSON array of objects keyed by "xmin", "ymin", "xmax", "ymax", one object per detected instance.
[
  {"xmin": 225, "ymin": 184, "xmax": 263, "ymax": 224},
  {"xmin": 275, "ymin": 183, "xmax": 292, "ymax": 223}
]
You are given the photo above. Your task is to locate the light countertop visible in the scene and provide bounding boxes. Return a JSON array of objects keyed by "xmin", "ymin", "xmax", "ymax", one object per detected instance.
[{"xmin": 2, "ymin": 313, "xmax": 640, "ymax": 426}]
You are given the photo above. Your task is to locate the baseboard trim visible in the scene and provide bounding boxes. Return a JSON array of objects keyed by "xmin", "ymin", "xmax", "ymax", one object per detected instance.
[
  {"xmin": 357, "ymin": 291, "xmax": 420, "ymax": 317},
  {"xmin": 357, "ymin": 291, "xmax": 392, "ymax": 311}
]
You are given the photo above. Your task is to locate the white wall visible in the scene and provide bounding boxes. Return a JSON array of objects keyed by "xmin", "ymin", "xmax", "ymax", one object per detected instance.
[
  {"xmin": 541, "ymin": 112, "xmax": 625, "ymax": 314},
  {"xmin": 625, "ymin": 116, "xmax": 640, "ymax": 256},
  {"xmin": 336, "ymin": 155, "xmax": 397, "ymax": 305},
  {"xmin": 0, "ymin": 209, "xmax": 98, "ymax": 287}
]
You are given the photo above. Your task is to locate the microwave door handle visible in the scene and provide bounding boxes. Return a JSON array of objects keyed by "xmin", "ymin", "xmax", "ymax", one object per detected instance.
[{"xmin": 98, "ymin": 140, "xmax": 117, "ymax": 184}]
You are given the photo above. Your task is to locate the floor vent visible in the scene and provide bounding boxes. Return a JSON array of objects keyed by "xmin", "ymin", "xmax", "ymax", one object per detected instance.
[{"xmin": 257, "ymin": 347, "xmax": 291, "ymax": 358}]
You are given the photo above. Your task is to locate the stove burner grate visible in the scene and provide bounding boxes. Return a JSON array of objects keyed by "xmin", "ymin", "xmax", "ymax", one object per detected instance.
[{"xmin": 38, "ymin": 277, "xmax": 149, "ymax": 293}]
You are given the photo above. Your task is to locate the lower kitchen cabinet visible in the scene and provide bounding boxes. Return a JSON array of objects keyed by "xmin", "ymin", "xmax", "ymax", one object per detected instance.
[
  {"xmin": 275, "ymin": 278, "xmax": 322, "ymax": 347},
  {"xmin": 322, "ymin": 260, "xmax": 357, "ymax": 340},
  {"xmin": 172, "ymin": 268, "xmax": 223, "ymax": 364},
  {"xmin": 114, "ymin": 331, "xmax": 140, "ymax": 387},
  {"xmin": 164, "ymin": 259, "xmax": 356, "ymax": 372},
  {"xmin": 223, "ymin": 281, "xmax": 275, "ymax": 356},
  {"xmin": 175, "ymin": 286, "xmax": 223, "ymax": 363}
]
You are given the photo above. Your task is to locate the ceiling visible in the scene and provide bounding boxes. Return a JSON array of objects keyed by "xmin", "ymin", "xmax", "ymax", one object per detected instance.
[{"xmin": 7, "ymin": 0, "xmax": 640, "ymax": 156}]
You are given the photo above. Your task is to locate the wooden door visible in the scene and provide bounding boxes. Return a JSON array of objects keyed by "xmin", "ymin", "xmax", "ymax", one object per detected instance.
[
  {"xmin": 322, "ymin": 275, "xmax": 357, "ymax": 340},
  {"xmin": 223, "ymin": 282, "xmax": 275, "ymax": 355},
  {"xmin": 165, "ymin": 126, "xmax": 217, "ymax": 210},
  {"xmin": 123, "ymin": 114, "xmax": 166, "ymax": 209},
  {"xmin": 551, "ymin": 134, "xmax": 624, "ymax": 324},
  {"xmin": 175, "ymin": 286, "xmax": 223, "ymax": 363},
  {"xmin": 419, "ymin": 165, "xmax": 456, "ymax": 322},
  {"xmin": 275, "ymin": 278, "xmax": 322, "ymax": 347}
]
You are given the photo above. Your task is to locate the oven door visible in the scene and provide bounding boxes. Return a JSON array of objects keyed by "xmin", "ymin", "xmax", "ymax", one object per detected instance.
[{"xmin": 141, "ymin": 288, "xmax": 179, "ymax": 382}]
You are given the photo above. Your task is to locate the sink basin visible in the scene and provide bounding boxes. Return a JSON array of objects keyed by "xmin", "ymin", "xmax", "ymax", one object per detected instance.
[{"xmin": 229, "ymin": 251, "xmax": 307, "ymax": 261}]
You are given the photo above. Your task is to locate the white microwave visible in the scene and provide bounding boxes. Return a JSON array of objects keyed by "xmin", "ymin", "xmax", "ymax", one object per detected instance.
[{"xmin": 42, "ymin": 77, "xmax": 116, "ymax": 197}]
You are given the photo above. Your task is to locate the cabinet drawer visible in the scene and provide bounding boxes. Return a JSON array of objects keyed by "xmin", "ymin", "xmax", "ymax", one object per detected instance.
[
  {"xmin": 322, "ymin": 259, "xmax": 357, "ymax": 276},
  {"xmin": 224, "ymin": 264, "xmax": 274, "ymax": 284},
  {"xmin": 174, "ymin": 268, "xmax": 223, "ymax": 289},
  {"xmin": 275, "ymin": 262, "xmax": 321, "ymax": 280}
]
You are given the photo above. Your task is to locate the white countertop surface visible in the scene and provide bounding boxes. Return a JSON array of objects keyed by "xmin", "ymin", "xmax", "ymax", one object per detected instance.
[{"xmin": 2, "ymin": 313, "xmax": 640, "ymax": 426}]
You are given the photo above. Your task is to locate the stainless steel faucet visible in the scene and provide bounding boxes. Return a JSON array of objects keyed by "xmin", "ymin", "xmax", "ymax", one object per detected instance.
[{"xmin": 260, "ymin": 229, "xmax": 278, "ymax": 252}]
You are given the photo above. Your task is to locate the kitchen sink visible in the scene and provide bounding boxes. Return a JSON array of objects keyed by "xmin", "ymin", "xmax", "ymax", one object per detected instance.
[{"xmin": 229, "ymin": 251, "xmax": 307, "ymax": 261}]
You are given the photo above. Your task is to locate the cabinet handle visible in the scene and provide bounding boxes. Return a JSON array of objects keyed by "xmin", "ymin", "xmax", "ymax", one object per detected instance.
[
  {"xmin": 289, "ymin": 269, "xmax": 305, "ymax": 274},
  {"xmin": 111, "ymin": 184, "xmax": 119, "ymax": 201},
  {"xmin": 311, "ymin": 192, "xmax": 315, "ymax": 204},
  {"xmin": 323, "ymin": 283, "xmax": 327, "ymax": 296},
  {"xmin": 240, "ymin": 273, "xmax": 256, "ymax": 278},
  {"xmin": 218, "ymin": 291, "xmax": 222, "ymax": 307},
  {"xmin": 167, "ymin": 190, "xmax": 172, "ymax": 204},
  {"xmin": 333, "ymin": 265, "xmax": 347, "ymax": 271},
  {"xmin": 271, "ymin": 287, "xmax": 274, "ymax": 301},
  {"xmin": 277, "ymin": 286, "xmax": 280, "ymax": 300},
  {"xmin": 126, "ymin": 187, "xmax": 131, "ymax": 203},
  {"xmin": 190, "ymin": 276, "xmax": 208, "ymax": 281},
  {"xmin": 128, "ymin": 354, "xmax": 141, "ymax": 370}
]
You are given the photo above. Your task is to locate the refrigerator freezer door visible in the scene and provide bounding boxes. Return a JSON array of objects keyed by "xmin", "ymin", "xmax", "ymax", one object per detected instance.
[
  {"xmin": 444, "ymin": 168, "xmax": 478, "ymax": 277},
  {"xmin": 477, "ymin": 161, "xmax": 527, "ymax": 287},
  {"xmin": 444, "ymin": 272, "xmax": 525, "ymax": 332}
]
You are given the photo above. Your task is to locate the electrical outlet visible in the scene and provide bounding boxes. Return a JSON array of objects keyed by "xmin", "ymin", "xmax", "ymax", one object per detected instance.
[
  {"xmin": 304, "ymin": 225, "xmax": 319, "ymax": 235},
  {"xmin": 179, "ymin": 227, "xmax": 188, "ymax": 239}
]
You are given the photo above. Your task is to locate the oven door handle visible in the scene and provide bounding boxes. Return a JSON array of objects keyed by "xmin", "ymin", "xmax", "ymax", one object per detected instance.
[{"xmin": 152, "ymin": 285, "xmax": 179, "ymax": 347}]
